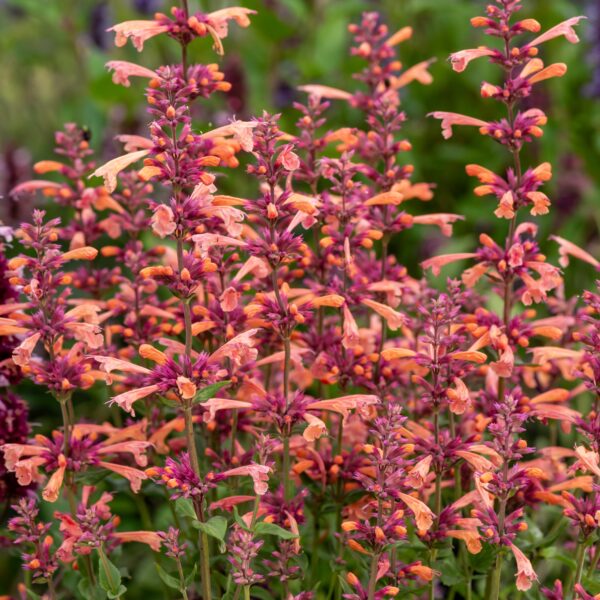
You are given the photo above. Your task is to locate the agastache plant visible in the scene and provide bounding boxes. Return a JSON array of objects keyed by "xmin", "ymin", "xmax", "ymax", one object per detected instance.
[
  {"xmin": 0, "ymin": 1, "xmax": 598, "ymax": 600},
  {"xmin": 429, "ymin": 1, "xmax": 587, "ymax": 598}
]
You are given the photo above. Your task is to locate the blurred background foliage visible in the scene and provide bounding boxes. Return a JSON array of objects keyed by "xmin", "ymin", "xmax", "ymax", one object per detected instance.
[{"xmin": 0, "ymin": 0, "xmax": 599, "ymax": 595}]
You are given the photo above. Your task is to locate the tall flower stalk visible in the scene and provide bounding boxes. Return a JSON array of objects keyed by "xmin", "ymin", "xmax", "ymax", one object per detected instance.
[{"xmin": 430, "ymin": 1, "xmax": 585, "ymax": 597}]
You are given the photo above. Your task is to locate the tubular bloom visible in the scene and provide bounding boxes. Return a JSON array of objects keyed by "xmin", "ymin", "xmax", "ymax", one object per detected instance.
[
  {"xmin": 426, "ymin": 2, "xmax": 590, "ymax": 600},
  {"xmin": 2, "ymin": 2, "xmax": 598, "ymax": 600}
]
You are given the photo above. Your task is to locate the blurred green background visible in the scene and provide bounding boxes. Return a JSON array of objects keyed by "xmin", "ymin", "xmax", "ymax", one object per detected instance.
[{"xmin": 1, "ymin": 0, "xmax": 598, "ymax": 294}]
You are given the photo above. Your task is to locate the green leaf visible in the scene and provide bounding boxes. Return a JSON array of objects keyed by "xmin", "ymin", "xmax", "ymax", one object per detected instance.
[
  {"xmin": 194, "ymin": 381, "xmax": 231, "ymax": 405},
  {"xmin": 438, "ymin": 557, "xmax": 465, "ymax": 587},
  {"xmin": 24, "ymin": 589, "xmax": 43, "ymax": 600},
  {"xmin": 98, "ymin": 553, "xmax": 123, "ymax": 596},
  {"xmin": 107, "ymin": 586, "xmax": 127, "ymax": 600},
  {"xmin": 540, "ymin": 546, "xmax": 577, "ymax": 570},
  {"xmin": 193, "ymin": 516, "xmax": 228, "ymax": 552},
  {"xmin": 583, "ymin": 575, "xmax": 600, "ymax": 594},
  {"xmin": 248, "ymin": 588, "xmax": 272, "ymax": 600},
  {"xmin": 159, "ymin": 396, "xmax": 180, "ymax": 409},
  {"xmin": 78, "ymin": 576, "xmax": 103, "ymax": 600},
  {"xmin": 468, "ymin": 544, "xmax": 496, "ymax": 573},
  {"xmin": 74, "ymin": 468, "xmax": 110, "ymax": 486},
  {"xmin": 184, "ymin": 564, "xmax": 198, "ymax": 587},
  {"xmin": 220, "ymin": 574, "xmax": 235, "ymax": 600},
  {"xmin": 155, "ymin": 563, "xmax": 181, "ymax": 591},
  {"xmin": 175, "ymin": 497, "xmax": 197, "ymax": 520},
  {"xmin": 233, "ymin": 506, "xmax": 250, "ymax": 532},
  {"xmin": 534, "ymin": 515, "xmax": 567, "ymax": 549},
  {"xmin": 254, "ymin": 522, "xmax": 298, "ymax": 539}
]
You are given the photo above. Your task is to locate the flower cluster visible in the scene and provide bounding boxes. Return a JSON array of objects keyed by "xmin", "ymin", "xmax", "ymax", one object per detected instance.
[{"xmin": 0, "ymin": 2, "xmax": 597, "ymax": 600}]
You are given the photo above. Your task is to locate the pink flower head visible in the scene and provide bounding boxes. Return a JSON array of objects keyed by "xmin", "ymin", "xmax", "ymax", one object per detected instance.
[
  {"xmin": 219, "ymin": 286, "xmax": 240, "ymax": 312},
  {"xmin": 550, "ymin": 235, "xmax": 600, "ymax": 269},
  {"xmin": 116, "ymin": 134, "xmax": 154, "ymax": 151},
  {"xmin": 89, "ymin": 150, "xmax": 149, "ymax": 193},
  {"xmin": 92, "ymin": 355, "xmax": 151, "ymax": 384},
  {"xmin": 397, "ymin": 492, "xmax": 435, "ymax": 532},
  {"xmin": 428, "ymin": 112, "xmax": 488, "ymax": 139},
  {"xmin": 114, "ymin": 530, "xmax": 162, "ymax": 552},
  {"xmin": 106, "ymin": 61, "xmax": 156, "ymax": 87},
  {"xmin": 362, "ymin": 299, "xmax": 405, "ymax": 331},
  {"xmin": 387, "ymin": 26, "xmax": 413, "ymax": 46},
  {"xmin": 449, "ymin": 47, "xmax": 495, "ymax": 72},
  {"xmin": 391, "ymin": 60, "xmax": 434, "ymax": 88},
  {"xmin": 209, "ymin": 328, "xmax": 260, "ymax": 366},
  {"xmin": 454, "ymin": 450, "xmax": 495, "ymax": 473},
  {"xmin": 108, "ymin": 20, "xmax": 169, "ymax": 51},
  {"xmin": 203, "ymin": 8, "xmax": 256, "ymax": 54},
  {"xmin": 200, "ymin": 398, "xmax": 252, "ymax": 423},
  {"xmin": 176, "ymin": 376, "xmax": 197, "ymax": 400},
  {"xmin": 222, "ymin": 463, "xmax": 271, "ymax": 495},
  {"xmin": 447, "ymin": 378, "xmax": 471, "ymax": 415},
  {"xmin": 297, "ymin": 84, "xmax": 353, "ymax": 101},
  {"xmin": 574, "ymin": 446, "xmax": 600, "ymax": 478},
  {"xmin": 342, "ymin": 304, "xmax": 360, "ymax": 349},
  {"xmin": 509, "ymin": 544, "xmax": 538, "ymax": 591},
  {"xmin": 109, "ymin": 385, "xmax": 160, "ymax": 416},
  {"xmin": 421, "ymin": 253, "xmax": 477, "ymax": 276},
  {"xmin": 412, "ymin": 213, "xmax": 464, "ymax": 237},
  {"xmin": 98, "ymin": 461, "xmax": 147, "ymax": 493},
  {"xmin": 42, "ymin": 455, "xmax": 67, "ymax": 503},
  {"xmin": 529, "ymin": 17, "xmax": 586, "ymax": 48},
  {"xmin": 151, "ymin": 205, "xmax": 177, "ymax": 238},
  {"xmin": 303, "ymin": 413, "xmax": 328, "ymax": 442},
  {"xmin": 279, "ymin": 145, "xmax": 300, "ymax": 171},
  {"xmin": 490, "ymin": 345, "xmax": 514, "ymax": 378},
  {"xmin": 446, "ymin": 529, "xmax": 482, "ymax": 554},
  {"xmin": 192, "ymin": 233, "xmax": 247, "ymax": 258},
  {"xmin": 202, "ymin": 120, "xmax": 257, "ymax": 152},
  {"xmin": 307, "ymin": 394, "xmax": 379, "ymax": 421},
  {"xmin": 12, "ymin": 332, "xmax": 41, "ymax": 367},
  {"xmin": 406, "ymin": 455, "xmax": 433, "ymax": 489},
  {"xmin": 97, "ymin": 441, "xmax": 152, "ymax": 468}
]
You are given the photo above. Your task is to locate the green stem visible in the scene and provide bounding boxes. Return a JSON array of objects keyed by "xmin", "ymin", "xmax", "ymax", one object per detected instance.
[
  {"xmin": 310, "ymin": 508, "xmax": 320, "ymax": 586},
  {"xmin": 367, "ymin": 552, "xmax": 380, "ymax": 600},
  {"xmin": 283, "ymin": 335, "xmax": 291, "ymax": 407},
  {"xmin": 282, "ymin": 434, "xmax": 291, "ymax": 500},
  {"xmin": 374, "ymin": 237, "xmax": 389, "ymax": 385},
  {"xmin": 428, "ymin": 416, "xmax": 442, "ymax": 600},
  {"xmin": 271, "ymin": 266, "xmax": 293, "ymax": 501},
  {"xmin": 183, "ymin": 406, "xmax": 212, "ymax": 599},
  {"xmin": 588, "ymin": 537, "xmax": 600, "ymax": 578},
  {"xmin": 48, "ymin": 577, "xmax": 57, "ymax": 600},
  {"xmin": 183, "ymin": 300, "xmax": 193, "ymax": 358},
  {"xmin": 488, "ymin": 549, "xmax": 503, "ymax": 600},
  {"xmin": 183, "ymin": 406, "xmax": 201, "ymax": 476},
  {"xmin": 466, "ymin": 567, "xmax": 472, "ymax": 600},
  {"xmin": 573, "ymin": 539, "xmax": 587, "ymax": 593},
  {"xmin": 180, "ymin": 0, "xmax": 189, "ymax": 77},
  {"xmin": 230, "ymin": 409, "xmax": 239, "ymax": 458},
  {"xmin": 59, "ymin": 396, "xmax": 71, "ymax": 457},
  {"xmin": 197, "ymin": 504, "xmax": 213, "ymax": 600},
  {"xmin": 176, "ymin": 558, "xmax": 190, "ymax": 600},
  {"xmin": 282, "ymin": 333, "xmax": 292, "ymax": 502},
  {"xmin": 244, "ymin": 585, "xmax": 251, "ymax": 600},
  {"xmin": 250, "ymin": 495, "xmax": 260, "ymax": 530}
]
